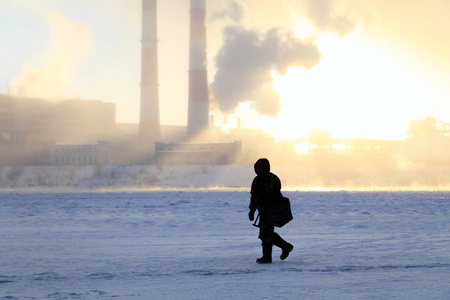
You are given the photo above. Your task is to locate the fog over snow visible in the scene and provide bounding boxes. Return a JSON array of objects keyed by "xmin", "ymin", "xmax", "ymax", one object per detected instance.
[
  {"xmin": 1, "ymin": 164, "xmax": 450, "ymax": 190},
  {"xmin": 0, "ymin": 165, "xmax": 255, "ymax": 190}
]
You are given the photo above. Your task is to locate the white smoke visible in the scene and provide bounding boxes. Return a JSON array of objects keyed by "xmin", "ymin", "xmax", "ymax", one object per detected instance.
[
  {"xmin": 210, "ymin": 0, "xmax": 244, "ymax": 23},
  {"xmin": 209, "ymin": 0, "xmax": 366, "ymax": 117},
  {"xmin": 211, "ymin": 26, "xmax": 321, "ymax": 116},
  {"xmin": 11, "ymin": 12, "xmax": 95, "ymax": 100},
  {"xmin": 297, "ymin": 0, "xmax": 361, "ymax": 36}
]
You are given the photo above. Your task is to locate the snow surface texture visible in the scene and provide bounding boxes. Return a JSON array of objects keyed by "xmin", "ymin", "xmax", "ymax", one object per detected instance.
[{"xmin": 1, "ymin": 191, "xmax": 449, "ymax": 299}]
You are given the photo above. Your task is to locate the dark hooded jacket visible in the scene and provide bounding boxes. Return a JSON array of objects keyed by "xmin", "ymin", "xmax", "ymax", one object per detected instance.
[{"xmin": 249, "ymin": 158, "xmax": 282, "ymax": 213}]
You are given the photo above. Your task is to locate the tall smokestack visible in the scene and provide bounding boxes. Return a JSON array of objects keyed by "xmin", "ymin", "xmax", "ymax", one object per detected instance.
[
  {"xmin": 139, "ymin": 0, "xmax": 160, "ymax": 150},
  {"xmin": 187, "ymin": 0, "xmax": 209, "ymax": 137}
]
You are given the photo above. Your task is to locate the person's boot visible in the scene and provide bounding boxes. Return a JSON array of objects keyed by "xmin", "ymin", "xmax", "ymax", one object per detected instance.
[
  {"xmin": 273, "ymin": 233, "xmax": 294, "ymax": 260},
  {"xmin": 256, "ymin": 243, "xmax": 272, "ymax": 263}
]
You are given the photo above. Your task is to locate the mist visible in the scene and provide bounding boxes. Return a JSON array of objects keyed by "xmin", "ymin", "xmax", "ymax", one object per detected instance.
[
  {"xmin": 11, "ymin": 12, "xmax": 94, "ymax": 100},
  {"xmin": 1, "ymin": 1, "xmax": 450, "ymax": 191},
  {"xmin": 1, "ymin": 161, "xmax": 449, "ymax": 191}
]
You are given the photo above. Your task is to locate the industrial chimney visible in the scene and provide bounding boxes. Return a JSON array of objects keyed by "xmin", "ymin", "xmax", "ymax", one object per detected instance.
[
  {"xmin": 139, "ymin": 0, "xmax": 160, "ymax": 150},
  {"xmin": 187, "ymin": 0, "xmax": 209, "ymax": 137}
]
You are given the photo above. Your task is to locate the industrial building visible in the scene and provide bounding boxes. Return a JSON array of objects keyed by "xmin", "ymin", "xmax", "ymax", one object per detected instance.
[
  {"xmin": 0, "ymin": 0, "xmax": 240, "ymax": 166},
  {"xmin": 0, "ymin": 95, "xmax": 115, "ymax": 139},
  {"xmin": 187, "ymin": 0, "xmax": 210, "ymax": 137},
  {"xmin": 49, "ymin": 141, "xmax": 112, "ymax": 166},
  {"xmin": 155, "ymin": 141, "xmax": 241, "ymax": 165},
  {"xmin": 139, "ymin": 0, "xmax": 160, "ymax": 153},
  {"xmin": 0, "ymin": 95, "xmax": 116, "ymax": 165},
  {"xmin": 405, "ymin": 117, "xmax": 450, "ymax": 162},
  {"xmin": 4, "ymin": 1, "xmax": 449, "ymax": 169}
]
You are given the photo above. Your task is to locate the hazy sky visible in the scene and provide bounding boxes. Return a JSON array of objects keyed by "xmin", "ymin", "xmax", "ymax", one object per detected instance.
[{"xmin": 1, "ymin": 0, "xmax": 449, "ymax": 140}]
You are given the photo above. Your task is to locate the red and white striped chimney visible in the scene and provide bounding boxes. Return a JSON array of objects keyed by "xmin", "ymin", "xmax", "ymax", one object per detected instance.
[
  {"xmin": 139, "ymin": 0, "xmax": 160, "ymax": 148},
  {"xmin": 187, "ymin": 0, "xmax": 209, "ymax": 137}
]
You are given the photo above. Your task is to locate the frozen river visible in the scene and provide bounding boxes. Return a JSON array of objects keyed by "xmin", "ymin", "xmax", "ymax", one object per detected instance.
[{"xmin": 1, "ymin": 190, "xmax": 449, "ymax": 299}]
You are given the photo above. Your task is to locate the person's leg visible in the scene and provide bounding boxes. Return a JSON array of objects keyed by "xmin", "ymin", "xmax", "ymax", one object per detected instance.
[
  {"xmin": 257, "ymin": 214, "xmax": 274, "ymax": 263},
  {"xmin": 273, "ymin": 232, "xmax": 294, "ymax": 260}
]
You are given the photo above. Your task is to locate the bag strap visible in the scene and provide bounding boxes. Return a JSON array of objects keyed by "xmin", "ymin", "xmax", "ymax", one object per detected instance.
[{"xmin": 252, "ymin": 212, "xmax": 260, "ymax": 227}]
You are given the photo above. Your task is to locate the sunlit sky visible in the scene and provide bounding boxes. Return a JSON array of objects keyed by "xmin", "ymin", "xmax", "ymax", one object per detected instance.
[{"xmin": 1, "ymin": 0, "xmax": 449, "ymax": 141}]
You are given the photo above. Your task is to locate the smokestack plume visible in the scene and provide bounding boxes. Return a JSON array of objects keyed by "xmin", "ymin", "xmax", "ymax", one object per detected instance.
[
  {"xmin": 139, "ymin": 0, "xmax": 160, "ymax": 149},
  {"xmin": 187, "ymin": 0, "xmax": 209, "ymax": 137}
]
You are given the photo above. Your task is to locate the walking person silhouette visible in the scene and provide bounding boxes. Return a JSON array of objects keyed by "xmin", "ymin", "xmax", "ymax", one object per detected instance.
[{"xmin": 248, "ymin": 158, "xmax": 294, "ymax": 263}]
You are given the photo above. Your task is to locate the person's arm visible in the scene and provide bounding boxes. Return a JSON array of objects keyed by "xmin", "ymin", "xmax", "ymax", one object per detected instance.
[{"xmin": 249, "ymin": 177, "xmax": 258, "ymax": 221}]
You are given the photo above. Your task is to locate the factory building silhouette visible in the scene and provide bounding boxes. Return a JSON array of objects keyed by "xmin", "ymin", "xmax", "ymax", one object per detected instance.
[
  {"xmin": 139, "ymin": 0, "xmax": 160, "ymax": 152},
  {"xmin": 0, "ymin": 95, "xmax": 117, "ymax": 166},
  {"xmin": 138, "ymin": 0, "xmax": 212, "ymax": 144},
  {"xmin": 0, "ymin": 0, "xmax": 246, "ymax": 166},
  {"xmin": 187, "ymin": 0, "xmax": 210, "ymax": 137},
  {"xmin": 0, "ymin": 0, "xmax": 449, "ymax": 168},
  {"xmin": 137, "ymin": 0, "xmax": 240, "ymax": 164}
]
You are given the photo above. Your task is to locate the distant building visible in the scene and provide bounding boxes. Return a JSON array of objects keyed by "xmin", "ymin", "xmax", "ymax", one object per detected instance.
[
  {"xmin": 0, "ymin": 95, "xmax": 115, "ymax": 141},
  {"xmin": 0, "ymin": 95, "xmax": 116, "ymax": 166},
  {"xmin": 406, "ymin": 117, "xmax": 450, "ymax": 162},
  {"xmin": 0, "ymin": 96, "xmax": 24, "ymax": 150},
  {"xmin": 405, "ymin": 135, "xmax": 450, "ymax": 161},
  {"xmin": 49, "ymin": 141, "xmax": 112, "ymax": 165},
  {"xmin": 155, "ymin": 141, "xmax": 241, "ymax": 165}
]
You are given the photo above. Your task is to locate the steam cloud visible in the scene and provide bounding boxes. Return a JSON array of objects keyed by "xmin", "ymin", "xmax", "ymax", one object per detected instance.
[
  {"xmin": 211, "ymin": 26, "xmax": 321, "ymax": 116},
  {"xmin": 299, "ymin": 0, "xmax": 360, "ymax": 36},
  {"xmin": 11, "ymin": 13, "xmax": 94, "ymax": 100},
  {"xmin": 211, "ymin": 0, "xmax": 244, "ymax": 23}
]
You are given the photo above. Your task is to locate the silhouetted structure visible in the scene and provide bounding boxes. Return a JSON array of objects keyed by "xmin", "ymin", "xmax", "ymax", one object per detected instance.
[
  {"xmin": 155, "ymin": 141, "xmax": 241, "ymax": 165},
  {"xmin": 139, "ymin": 0, "xmax": 161, "ymax": 155},
  {"xmin": 187, "ymin": 0, "xmax": 209, "ymax": 137},
  {"xmin": 0, "ymin": 95, "xmax": 116, "ymax": 165},
  {"xmin": 406, "ymin": 117, "xmax": 450, "ymax": 162},
  {"xmin": 49, "ymin": 141, "xmax": 112, "ymax": 165}
]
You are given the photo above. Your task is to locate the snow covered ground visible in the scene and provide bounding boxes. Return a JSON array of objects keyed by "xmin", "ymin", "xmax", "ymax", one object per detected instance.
[{"xmin": 1, "ymin": 190, "xmax": 449, "ymax": 299}]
